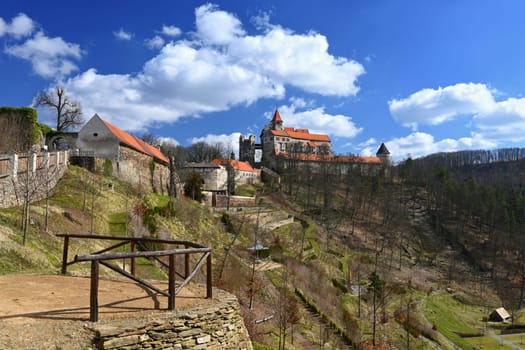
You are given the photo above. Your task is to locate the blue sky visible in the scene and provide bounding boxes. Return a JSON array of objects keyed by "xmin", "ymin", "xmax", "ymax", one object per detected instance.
[{"xmin": 2, "ymin": 1, "xmax": 525, "ymax": 161}]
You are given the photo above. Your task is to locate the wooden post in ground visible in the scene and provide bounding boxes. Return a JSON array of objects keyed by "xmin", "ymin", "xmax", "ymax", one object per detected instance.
[
  {"xmin": 168, "ymin": 254, "xmax": 176, "ymax": 310},
  {"xmin": 61, "ymin": 235, "xmax": 69, "ymax": 274},
  {"xmin": 131, "ymin": 241, "xmax": 136, "ymax": 276},
  {"xmin": 90, "ymin": 260, "xmax": 99, "ymax": 322},
  {"xmin": 207, "ymin": 253, "xmax": 212, "ymax": 299},
  {"xmin": 185, "ymin": 244, "xmax": 190, "ymax": 278}
]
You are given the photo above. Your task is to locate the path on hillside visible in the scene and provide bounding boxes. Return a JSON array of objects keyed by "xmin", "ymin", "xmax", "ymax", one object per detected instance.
[
  {"xmin": 488, "ymin": 332, "xmax": 525, "ymax": 350},
  {"xmin": 0, "ymin": 274, "xmax": 210, "ymax": 349}
]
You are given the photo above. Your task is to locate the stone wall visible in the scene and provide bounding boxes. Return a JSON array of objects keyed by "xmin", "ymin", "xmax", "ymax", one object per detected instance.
[
  {"xmin": 0, "ymin": 151, "xmax": 69, "ymax": 209},
  {"xmin": 115, "ymin": 146, "xmax": 170, "ymax": 195},
  {"xmin": 92, "ymin": 290, "xmax": 253, "ymax": 350},
  {"xmin": 214, "ymin": 194, "xmax": 257, "ymax": 208}
]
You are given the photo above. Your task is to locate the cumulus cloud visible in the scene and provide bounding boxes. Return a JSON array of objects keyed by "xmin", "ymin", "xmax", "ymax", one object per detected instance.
[
  {"xmin": 361, "ymin": 132, "xmax": 496, "ymax": 161},
  {"xmin": 0, "ymin": 13, "xmax": 34, "ymax": 38},
  {"xmin": 195, "ymin": 4, "xmax": 245, "ymax": 45},
  {"xmin": 389, "ymin": 82, "xmax": 525, "ymax": 144},
  {"xmin": 161, "ymin": 25, "xmax": 182, "ymax": 37},
  {"xmin": 388, "ymin": 83, "xmax": 496, "ymax": 129},
  {"xmin": 145, "ymin": 35, "xmax": 165, "ymax": 49},
  {"xmin": 114, "ymin": 28, "xmax": 133, "ymax": 41},
  {"xmin": 5, "ymin": 31, "xmax": 82, "ymax": 78},
  {"xmin": 158, "ymin": 136, "xmax": 180, "ymax": 146},
  {"xmin": 63, "ymin": 4, "xmax": 364, "ymax": 131},
  {"xmin": 273, "ymin": 98, "xmax": 362, "ymax": 138},
  {"xmin": 190, "ymin": 132, "xmax": 242, "ymax": 157}
]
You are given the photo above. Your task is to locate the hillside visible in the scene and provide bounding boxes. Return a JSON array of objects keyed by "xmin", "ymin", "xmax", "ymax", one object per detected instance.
[{"xmin": 1, "ymin": 163, "xmax": 523, "ymax": 349}]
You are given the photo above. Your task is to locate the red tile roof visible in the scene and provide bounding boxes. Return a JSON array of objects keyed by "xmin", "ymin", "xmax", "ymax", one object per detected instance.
[
  {"xmin": 272, "ymin": 109, "xmax": 282, "ymax": 122},
  {"xmin": 212, "ymin": 159, "xmax": 257, "ymax": 172},
  {"xmin": 279, "ymin": 152, "xmax": 382, "ymax": 164},
  {"xmin": 101, "ymin": 119, "xmax": 169, "ymax": 164},
  {"xmin": 271, "ymin": 128, "xmax": 330, "ymax": 142}
]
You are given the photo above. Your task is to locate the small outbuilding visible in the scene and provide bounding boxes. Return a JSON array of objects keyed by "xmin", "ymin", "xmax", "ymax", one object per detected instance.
[{"xmin": 489, "ymin": 307, "xmax": 511, "ymax": 322}]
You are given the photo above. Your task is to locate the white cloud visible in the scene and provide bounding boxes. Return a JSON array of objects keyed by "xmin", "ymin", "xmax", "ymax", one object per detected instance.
[
  {"xmin": 389, "ymin": 82, "xmax": 525, "ymax": 144},
  {"xmin": 190, "ymin": 132, "xmax": 242, "ymax": 157},
  {"xmin": 388, "ymin": 83, "xmax": 496, "ymax": 129},
  {"xmin": 161, "ymin": 25, "xmax": 182, "ymax": 37},
  {"xmin": 229, "ymin": 27, "xmax": 364, "ymax": 96},
  {"xmin": 362, "ymin": 132, "xmax": 497, "ymax": 161},
  {"xmin": 159, "ymin": 136, "xmax": 180, "ymax": 146},
  {"xmin": 114, "ymin": 28, "xmax": 133, "ymax": 41},
  {"xmin": 473, "ymin": 97, "xmax": 525, "ymax": 142},
  {"xmin": 145, "ymin": 35, "xmax": 165, "ymax": 49},
  {"xmin": 63, "ymin": 4, "xmax": 363, "ymax": 131},
  {"xmin": 195, "ymin": 4, "xmax": 245, "ymax": 45},
  {"xmin": 273, "ymin": 99, "xmax": 362, "ymax": 138},
  {"xmin": 0, "ymin": 13, "xmax": 34, "ymax": 38},
  {"xmin": 5, "ymin": 31, "xmax": 82, "ymax": 78}
]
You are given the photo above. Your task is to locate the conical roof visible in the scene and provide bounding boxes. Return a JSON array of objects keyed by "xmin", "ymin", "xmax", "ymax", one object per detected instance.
[
  {"xmin": 272, "ymin": 109, "xmax": 282, "ymax": 123},
  {"xmin": 376, "ymin": 142, "xmax": 390, "ymax": 155}
]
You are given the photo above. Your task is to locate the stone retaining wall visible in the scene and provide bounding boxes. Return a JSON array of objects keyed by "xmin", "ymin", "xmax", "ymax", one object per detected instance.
[
  {"xmin": 92, "ymin": 290, "xmax": 253, "ymax": 350},
  {"xmin": 0, "ymin": 151, "xmax": 68, "ymax": 209},
  {"xmin": 214, "ymin": 194, "xmax": 256, "ymax": 208}
]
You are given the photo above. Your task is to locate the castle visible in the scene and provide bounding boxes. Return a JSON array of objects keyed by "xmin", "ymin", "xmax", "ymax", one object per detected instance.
[{"xmin": 239, "ymin": 109, "xmax": 391, "ymax": 171}]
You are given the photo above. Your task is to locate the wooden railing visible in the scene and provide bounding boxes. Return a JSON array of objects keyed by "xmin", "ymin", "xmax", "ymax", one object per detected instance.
[{"xmin": 56, "ymin": 234, "xmax": 212, "ymax": 322}]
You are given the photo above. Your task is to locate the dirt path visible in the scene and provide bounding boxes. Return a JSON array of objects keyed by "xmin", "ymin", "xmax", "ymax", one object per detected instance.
[{"xmin": 0, "ymin": 274, "xmax": 210, "ymax": 349}]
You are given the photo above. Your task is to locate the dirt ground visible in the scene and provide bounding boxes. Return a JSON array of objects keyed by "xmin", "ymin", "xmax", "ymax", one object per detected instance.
[{"xmin": 0, "ymin": 274, "xmax": 211, "ymax": 349}]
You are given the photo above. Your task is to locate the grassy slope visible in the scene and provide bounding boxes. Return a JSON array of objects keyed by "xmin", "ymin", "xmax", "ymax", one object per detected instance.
[{"xmin": 0, "ymin": 165, "xmax": 513, "ymax": 350}]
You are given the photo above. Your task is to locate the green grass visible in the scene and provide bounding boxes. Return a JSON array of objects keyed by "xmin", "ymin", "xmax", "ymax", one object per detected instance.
[
  {"xmin": 464, "ymin": 336, "xmax": 515, "ymax": 349},
  {"xmin": 423, "ymin": 294, "xmax": 486, "ymax": 350},
  {"xmin": 235, "ymin": 183, "xmax": 262, "ymax": 197},
  {"xmin": 108, "ymin": 212, "xmax": 127, "ymax": 235}
]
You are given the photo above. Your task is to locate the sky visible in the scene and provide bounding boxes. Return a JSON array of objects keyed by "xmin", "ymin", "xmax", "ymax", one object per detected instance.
[{"xmin": 2, "ymin": 1, "xmax": 525, "ymax": 162}]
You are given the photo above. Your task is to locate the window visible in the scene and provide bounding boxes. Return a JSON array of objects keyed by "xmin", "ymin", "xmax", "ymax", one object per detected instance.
[{"xmin": 93, "ymin": 133, "xmax": 98, "ymax": 137}]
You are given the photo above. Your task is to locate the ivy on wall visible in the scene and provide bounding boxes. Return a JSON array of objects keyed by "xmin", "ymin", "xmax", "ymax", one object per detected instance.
[{"xmin": 0, "ymin": 106, "xmax": 43, "ymax": 146}]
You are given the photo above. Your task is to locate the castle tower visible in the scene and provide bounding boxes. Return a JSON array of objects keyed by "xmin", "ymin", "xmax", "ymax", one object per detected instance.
[
  {"xmin": 376, "ymin": 142, "xmax": 391, "ymax": 166},
  {"xmin": 239, "ymin": 134, "xmax": 257, "ymax": 166},
  {"xmin": 270, "ymin": 109, "xmax": 283, "ymax": 131}
]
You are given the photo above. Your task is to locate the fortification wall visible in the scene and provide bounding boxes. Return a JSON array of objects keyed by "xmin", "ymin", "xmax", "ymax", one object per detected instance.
[
  {"xmin": 0, "ymin": 151, "xmax": 68, "ymax": 209},
  {"xmin": 114, "ymin": 146, "xmax": 170, "ymax": 195},
  {"xmin": 93, "ymin": 290, "xmax": 253, "ymax": 350}
]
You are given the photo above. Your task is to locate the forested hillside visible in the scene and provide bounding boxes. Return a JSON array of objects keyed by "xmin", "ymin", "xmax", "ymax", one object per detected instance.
[{"xmin": 4, "ymin": 154, "xmax": 525, "ymax": 349}]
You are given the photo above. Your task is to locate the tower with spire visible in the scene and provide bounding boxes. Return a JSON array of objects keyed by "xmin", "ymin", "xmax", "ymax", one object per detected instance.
[{"xmin": 376, "ymin": 142, "xmax": 391, "ymax": 167}]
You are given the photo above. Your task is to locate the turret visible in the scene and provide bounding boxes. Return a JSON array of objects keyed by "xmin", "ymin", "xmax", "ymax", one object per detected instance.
[
  {"xmin": 271, "ymin": 109, "xmax": 283, "ymax": 131},
  {"xmin": 376, "ymin": 142, "xmax": 391, "ymax": 166}
]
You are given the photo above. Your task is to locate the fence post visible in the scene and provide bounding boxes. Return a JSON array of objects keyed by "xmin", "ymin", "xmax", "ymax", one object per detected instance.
[
  {"xmin": 10, "ymin": 153, "xmax": 18, "ymax": 177},
  {"xmin": 61, "ymin": 235, "xmax": 69, "ymax": 274},
  {"xmin": 44, "ymin": 151, "xmax": 50, "ymax": 169},
  {"xmin": 131, "ymin": 241, "xmax": 136, "ymax": 276},
  {"xmin": 168, "ymin": 254, "xmax": 176, "ymax": 310},
  {"xmin": 30, "ymin": 152, "xmax": 37, "ymax": 173},
  {"xmin": 184, "ymin": 244, "xmax": 190, "ymax": 278},
  {"xmin": 56, "ymin": 151, "xmax": 60, "ymax": 167},
  {"xmin": 90, "ymin": 260, "xmax": 99, "ymax": 322},
  {"xmin": 207, "ymin": 253, "xmax": 212, "ymax": 299}
]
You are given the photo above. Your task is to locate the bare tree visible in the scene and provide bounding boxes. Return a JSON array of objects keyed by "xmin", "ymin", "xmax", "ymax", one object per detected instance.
[{"xmin": 34, "ymin": 86, "xmax": 84, "ymax": 131}]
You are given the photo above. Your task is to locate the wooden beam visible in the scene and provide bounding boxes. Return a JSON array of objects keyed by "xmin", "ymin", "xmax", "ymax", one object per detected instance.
[
  {"xmin": 176, "ymin": 252, "xmax": 209, "ymax": 295},
  {"xmin": 207, "ymin": 253, "xmax": 213, "ymax": 299},
  {"xmin": 168, "ymin": 254, "xmax": 176, "ymax": 310},
  {"xmin": 99, "ymin": 261, "xmax": 169, "ymax": 297},
  {"xmin": 90, "ymin": 260, "xmax": 99, "ymax": 322},
  {"xmin": 56, "ymin": 233, "xmax": 206, "ymax": 248},
  {"xmin": 61, "ymin": 235, "xmax": 69, "ymax": 274},
  {"xmin": 75, "ymin": 247, "xmax": 211, "ymax": 262}
]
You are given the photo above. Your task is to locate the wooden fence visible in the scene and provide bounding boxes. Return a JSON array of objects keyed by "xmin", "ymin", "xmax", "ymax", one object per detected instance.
[{"xmin": 56, "ymin": 234, "xmax": 212, "ymax": 322}]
